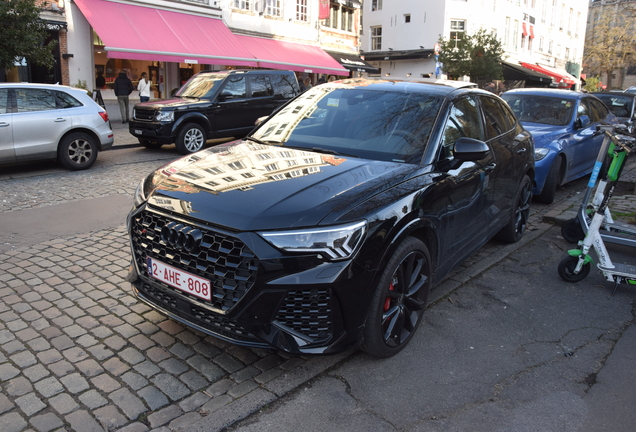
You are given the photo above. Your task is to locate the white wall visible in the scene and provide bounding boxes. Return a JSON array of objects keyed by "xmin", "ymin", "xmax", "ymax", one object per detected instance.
[{"xmin": 66, "ymin": 3, "xmax": 95, "ymax": 89}]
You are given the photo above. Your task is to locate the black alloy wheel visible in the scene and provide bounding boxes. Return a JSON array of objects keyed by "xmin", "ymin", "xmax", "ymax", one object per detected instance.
[
  {"xmin": 536, "ymin": 156, "xmax": 562, "ymax": 204},
  {"xmin": 362, "ymin": 237, "xmax": 431, "ymax": 358},
  {"xmin": 496, "ymin": 175, "xmax": 532, "ymax": 243}
]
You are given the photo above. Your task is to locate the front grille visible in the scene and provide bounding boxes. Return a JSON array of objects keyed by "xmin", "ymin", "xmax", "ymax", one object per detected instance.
[
  {"xmin": 134, "ymin": 108, "xmax": 156, "ymax": 121},
  {"xmin": 274, "ymin": 289, "xmax": 333, "ymax": 341},
  {"xmin": 130, "ymin": 209, "xmax": 258, "ymax": 312},
  {"xmin": 137, "ymin": 281, "xmax": 259, "ymax": 343}
]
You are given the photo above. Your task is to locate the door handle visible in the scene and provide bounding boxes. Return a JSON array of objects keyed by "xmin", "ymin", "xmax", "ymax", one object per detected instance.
[
  {"xmin": 485, "ymin": 163, "xmax": 496, "ymax": 172},
  {"xmin": 516, "ymin": 147, "xmax": 527, "ymax": 155},
  {"xmin": 54, "ymin": 118, "xmax": 67, "ymax": 122},
  {"xmin": 0, "ymin": 122, "xmax": 9, "ymax": 127}
]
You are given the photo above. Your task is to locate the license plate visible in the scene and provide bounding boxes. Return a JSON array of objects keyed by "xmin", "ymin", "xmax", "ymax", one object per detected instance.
[
  {"xmin": 135, "ymin": 129, "xmax": 143, "ymax": 134},
  {"xmin": 147, "ymin": 257, "xmax": 211, "ymax": 301}
]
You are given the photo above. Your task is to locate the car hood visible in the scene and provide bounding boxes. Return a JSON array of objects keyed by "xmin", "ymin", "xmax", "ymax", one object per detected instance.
[
  {"xmin": 136, "ymin": 97, "xmax": 209, "ymax": 110},
  {"xmin": 144, "ymin": 141, "xmax": 419, "ymax": 231},
  {"xmin": 520, "ymin": 123, "xmax": 572, "ymax": 148}
]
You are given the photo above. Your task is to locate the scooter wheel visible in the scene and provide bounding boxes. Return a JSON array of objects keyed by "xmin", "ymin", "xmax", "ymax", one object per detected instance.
[
  {"xmin": 558, "ymin": 255, "xmax": 591, "ymax": 282},
  {"xmin": 561, "ymin": 218, "xmax": 585, "ymax": 243}
]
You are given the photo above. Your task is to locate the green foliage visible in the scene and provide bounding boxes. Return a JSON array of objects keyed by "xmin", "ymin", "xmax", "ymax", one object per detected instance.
[
  {"xmin": 437, "ymin": 29, "xmax": 505, "ymax": 82},
  {"xmin": 583, "ymin": 76, "xmax": 601, "ymax": 92},
  {"xmin": 0, "ymin": 0, "xmax": 56, "ymax": 71},
  {"xmin": 72, "ymin": 80, "xmax": 92, "ymax": 98}
]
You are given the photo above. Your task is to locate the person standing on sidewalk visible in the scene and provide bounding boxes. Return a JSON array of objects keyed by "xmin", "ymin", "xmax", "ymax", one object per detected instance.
[
  {"xmin": 114, "ymin": 72, "xmax": 133, "ymax": 123},
  {"xmin": 137, "ymin": 72, "xmax": 152, "ymax": 103}
]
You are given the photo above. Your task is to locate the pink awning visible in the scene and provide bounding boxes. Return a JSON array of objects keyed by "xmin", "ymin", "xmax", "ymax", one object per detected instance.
[
  {"xmin": 235, "ymin": 35, "xmax": 349, "ymax": 76},
  {"xmin": 73, "ymin": 0, "xmax": 258, "ymax": 67}
]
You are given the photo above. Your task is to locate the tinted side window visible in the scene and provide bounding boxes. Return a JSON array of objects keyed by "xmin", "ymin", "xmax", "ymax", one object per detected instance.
[
  {"xmin": 590, "ymin": 99, "xmax": 610, "ymax": 120},
  {"xmin": 270, "ymin": 74, "xmax": 298, "ymax": 99},
  {"xmin": 16, "ymin": 89, "xmax": 57, "ymax": 112},
  {"xmin": 55, "ymin": 91, "xmax": 83, "ymax": 108},
  {"xmin": 222, "ymin": 76, "xmax": 247, "ymax": 99},
  {"xmin": 440, "ymin": 96, "xmax": 485, "ymax": 158},
  {"xmin": 250, "ymin": 76, "xmax": 274, "ymax": 98},
  {"xmin": 580, "ymin": 99, "xmax": 600, "ymax": 123},
  {"xmin": 0, "ymin": 89, "xmax": 7, "ymax": 114},
  {"xmin": 480, "ymin": 96, "xmax": 514, "ymax": 140}
]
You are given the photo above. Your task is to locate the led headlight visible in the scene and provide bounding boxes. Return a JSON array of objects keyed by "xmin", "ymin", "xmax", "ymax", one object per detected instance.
[
  {"xmin": 156, "ymin": 111, "xmax": 174, "ymax": 122},
  {"xmin": 534, "ymin": 147, "xmax": 550, "ymax": 161},
  {"xmin": 259, "ymin": 221, "xmax": 367, "ymax": 261}
]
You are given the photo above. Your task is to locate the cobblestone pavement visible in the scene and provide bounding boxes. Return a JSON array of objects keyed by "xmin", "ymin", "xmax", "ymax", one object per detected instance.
[{"xmin": 1, "ymin": 127, "xmax": 634, "ymax": 432}]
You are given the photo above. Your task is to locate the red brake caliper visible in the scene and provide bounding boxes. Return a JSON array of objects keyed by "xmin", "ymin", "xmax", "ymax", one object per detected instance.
[{"xmin": 384, "ymin": 282, "xmax": 394, "ymax": 311}]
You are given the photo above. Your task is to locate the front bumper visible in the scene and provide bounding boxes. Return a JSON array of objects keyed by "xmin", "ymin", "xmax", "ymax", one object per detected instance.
[
  {"xmin": 127, "ymin": 206, "xmax": 373, "ymax": 355},
  {"xmin": 129, "ymin": 120, "xmax": 175, "ymax": 144}
]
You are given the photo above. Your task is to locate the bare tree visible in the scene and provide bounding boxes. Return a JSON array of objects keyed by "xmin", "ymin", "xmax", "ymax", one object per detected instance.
[{"xmin": 583, "ymin": 4, "xmax": 636, "ymax": 89}]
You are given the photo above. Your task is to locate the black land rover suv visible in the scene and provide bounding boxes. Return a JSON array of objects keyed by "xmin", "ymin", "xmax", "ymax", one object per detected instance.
[{"xmin": 129, "ymin": 70, "xmax": 300, "ymax": 154}]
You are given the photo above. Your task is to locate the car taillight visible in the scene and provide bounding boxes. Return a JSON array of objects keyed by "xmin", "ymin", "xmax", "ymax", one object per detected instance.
[{"xmin": 99, "ymin": 111, "xmax": 109, "ymax": 122}]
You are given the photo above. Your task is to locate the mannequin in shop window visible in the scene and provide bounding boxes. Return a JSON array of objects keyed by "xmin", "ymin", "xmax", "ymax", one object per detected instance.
[{"xmin": 137, "ymin": 72, "xmax": 152, "ymax": 103}]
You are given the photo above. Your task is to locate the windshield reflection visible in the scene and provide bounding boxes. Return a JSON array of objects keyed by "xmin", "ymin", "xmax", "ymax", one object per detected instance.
[
  {"xmin": 176, "ymin": 74, "xmax": 225, "ymax": 98},
  {"xmin": 252, "ymin": 85, "xmax": 443, "ymax": 164}
]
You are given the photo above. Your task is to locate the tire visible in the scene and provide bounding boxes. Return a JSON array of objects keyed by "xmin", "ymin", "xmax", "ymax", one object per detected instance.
[
  {"xmin": 57, "ymin": 132, "xmax": 98, "ymax": 170},
  {"xmin": 558, "ymin": 255, "xmax": 591, "ymax": 282},
  {"xmin": 139, "ymin": 139, "xmax": 163, "ymax": 149},
  {"xmin": 176, "ymin": 123, "xmax": 206, "ymax": 154},
  {"xmin": 361, "ymin": 237, "xmax": 432, "ymax": 358},
  {"xmin": 535, "ymin": 156, "xmax": 562, "ymax": 204},
  {"xmin": 561, "ymin": 218, "xmax": 585, "ymax": 243},
  {"xmin": 495, "ymin": 175, "xmax": 532, "ymax": 243}
]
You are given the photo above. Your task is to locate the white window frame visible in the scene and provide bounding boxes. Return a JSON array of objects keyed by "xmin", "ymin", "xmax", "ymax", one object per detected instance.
[
  {"xmin": 371, "ymin": 26, "xmax": 382, "ymax": 50},
  {"xmin": 265, "ymin": 0, "xmax": 281, "ymax": 17},
  {"xmin": 296, "ymin": 0, "xmax": 308, "ymax": 22}
]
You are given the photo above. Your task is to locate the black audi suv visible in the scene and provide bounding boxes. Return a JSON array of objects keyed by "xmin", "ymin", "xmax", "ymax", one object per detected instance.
[{"xmin": 127, "ymin": 78, "xmax": 535, "ymax": 357}]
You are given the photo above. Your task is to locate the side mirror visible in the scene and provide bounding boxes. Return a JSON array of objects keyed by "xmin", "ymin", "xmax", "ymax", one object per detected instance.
[
  {"xmin": 453, "ymin": 137, "xmax": 490, "ymax": 161},
  {"xmin": 576, "ymin": 115, "xmax": 591, "ymax": 129},
  {"xmin": 218, "ymin": 91, "xmax": 234, "ymax": 102}
]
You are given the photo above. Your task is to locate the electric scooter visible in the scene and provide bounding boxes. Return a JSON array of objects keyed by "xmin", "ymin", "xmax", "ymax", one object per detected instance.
[
  {"xmin": 560, "ymin": 127, "xmax": 636, "ymax": 246},
  {"xmin": 558, "ymin": 127, "xmax": 636, "ymax": 294}
]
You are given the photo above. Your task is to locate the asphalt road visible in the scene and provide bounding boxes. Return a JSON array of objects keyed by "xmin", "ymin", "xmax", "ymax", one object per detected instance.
[{"xmin": 1, "ymin": 136, "xmax": 635, "ymax": 432}]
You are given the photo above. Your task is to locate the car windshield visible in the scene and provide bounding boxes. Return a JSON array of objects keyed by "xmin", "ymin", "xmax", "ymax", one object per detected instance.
[
  {"xmin": 593, "ymin": 94, "xmax": 633, "ymax": 118},
  {"xmin": 501, "ymin": 94, "xmax": 575, "ymax": 126},
  {"xmin": 175, "ymin": 74, "xmax": 226, "ymax": 98},
  {"xmin": 250, "ymin": 86, "xmax": 443, "ymax": 164}
]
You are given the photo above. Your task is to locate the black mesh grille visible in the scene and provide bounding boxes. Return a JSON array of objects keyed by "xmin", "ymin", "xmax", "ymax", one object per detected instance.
[
  {"xmin": 274, "ymin": 289, "xmax": 333, "ymax": 341},
  {"xmin": 137, "ymin": 281, "xmax": 259, "ymax": 343},
  {"xmin": 134, "ymin": 108, "xmax": 156, "ymax": 121},
  {"xmin": 130, "ymin": 209, "xmax": 258, "ymax": 312}
]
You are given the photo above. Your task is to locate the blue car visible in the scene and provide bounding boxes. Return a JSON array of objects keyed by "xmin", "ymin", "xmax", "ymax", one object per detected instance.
[{"xmin": 501, "ymin": 88, "xmax": 618, "ymax": 204}]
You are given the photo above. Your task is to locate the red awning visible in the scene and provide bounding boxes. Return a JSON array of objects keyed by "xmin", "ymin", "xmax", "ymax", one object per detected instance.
[
  {"xmin": 529, "ymin": 25, "xmax": 535, "ymax": 39},
  {"xmin": 522, "ymin": 23, "xmax": 528, "ymax": 37},
  {"xmin": 235, "ymin": 35, "xmax": 349, "ymax": 76},
  {"xmin": 73, "ymin": 0, "xmax": 258, "ymax": 67},
  {"xmin": 520, "ymin": 62, "xmax": 577, "ymax": 85}
]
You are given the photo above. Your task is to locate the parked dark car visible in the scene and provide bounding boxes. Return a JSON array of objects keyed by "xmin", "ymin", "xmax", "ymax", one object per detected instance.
[
  {"xmin": 129, "ymin": 70, "xmax": 300, "ymax": 154},
  {"xmin": 127, "ymin": 78, "xmax": 535, "ymax": 357},
  {"xmin": 501, "ymin": 88, "xmax": 618, "ymax": 204},
  {"xmin": 590, "ymin": 91, "xmax": 636, "ymax": 133}
]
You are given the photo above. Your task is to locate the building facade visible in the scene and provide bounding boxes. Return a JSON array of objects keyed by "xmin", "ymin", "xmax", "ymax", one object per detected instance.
[
  {"xmin": 360, "ymin": 0, "xmax": 589, "ymax": 88},
  {"xmin": 5, "ymin": 0, "xmax": 376, "ymax": 99}
]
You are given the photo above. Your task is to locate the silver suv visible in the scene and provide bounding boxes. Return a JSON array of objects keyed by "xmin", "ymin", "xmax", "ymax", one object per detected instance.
[{"xmin": 0, "ymin": 83, "xmax": 114, "ymax": 170}]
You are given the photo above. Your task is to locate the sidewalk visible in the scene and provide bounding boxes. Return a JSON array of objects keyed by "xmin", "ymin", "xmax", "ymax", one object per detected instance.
[{"xmin": 103, "ymin": 100, "xmax": 141, "ymax": 148}]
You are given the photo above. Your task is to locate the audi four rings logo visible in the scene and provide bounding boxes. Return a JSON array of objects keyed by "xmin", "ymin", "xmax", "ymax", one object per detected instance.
[{"xmin": 161, "ymin": 222, "xmax": 203, "ymax": 252}]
